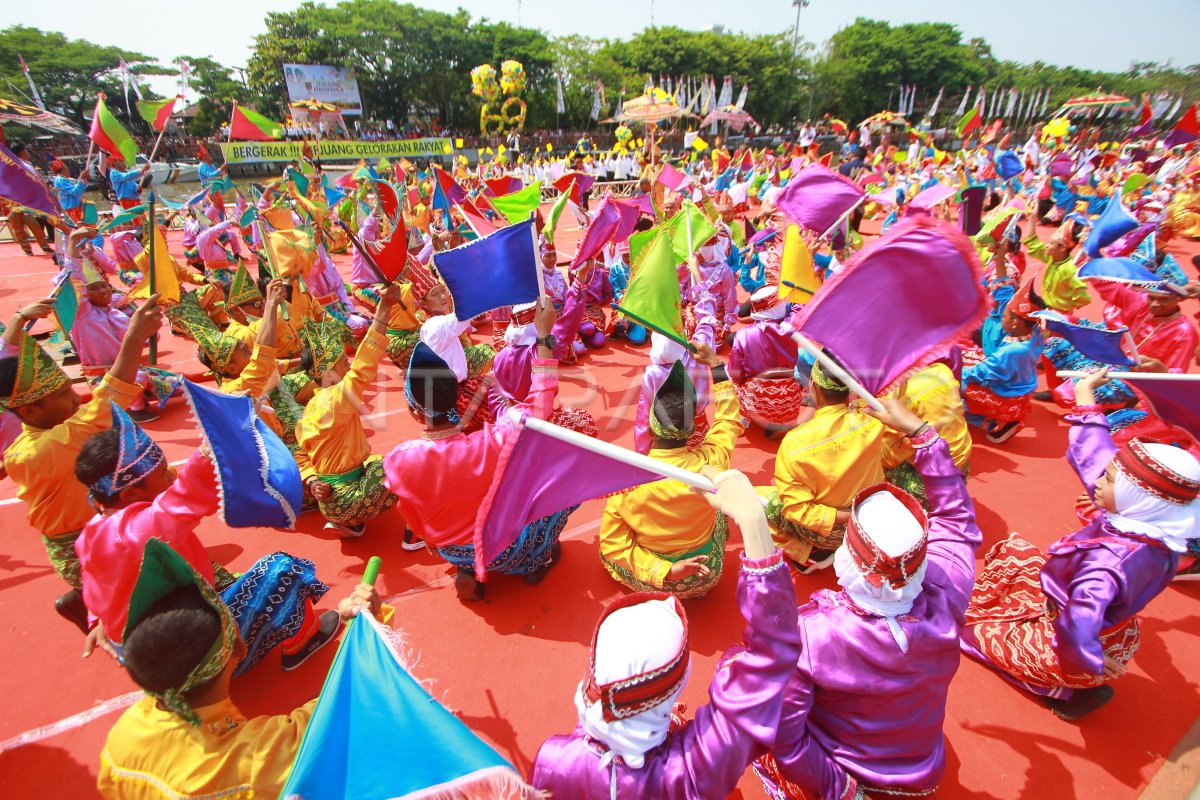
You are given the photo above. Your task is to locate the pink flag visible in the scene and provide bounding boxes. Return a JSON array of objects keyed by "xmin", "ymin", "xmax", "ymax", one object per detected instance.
[
  {"xmin": 909, "ymin": 183, "xmax": 958, "ymax": 210},
  {"xmin": 1123, "ymin": 377, "xmax": 1200, "ymax": 441},
  {"xmin": 656, "ymin": 162, "xmax": 691, "ymax": 192},
  {"xmin": 610, "ymin": 197, "xmax": 643, "ymax": 242},
  {"xmin": 626, "ymin": 193, "xmax": 655, "ymax": 219},
  {"xmin": 473, "ymin": 411, "xmax": 664, "ymax": 576},
  {"xmin": 775, "ymin": 164, "xmax": 866, "ymax": 237},
  {"xmin": 457, "ymin": 198, "xmax": 497, "ymax": 238},
  {"xmin": 793, "ymin": 215, "xmax": 987, "ymax": 395},
  {"xmin": 571, "ymin": 196, "xmax": 622, "ymax": 268}
]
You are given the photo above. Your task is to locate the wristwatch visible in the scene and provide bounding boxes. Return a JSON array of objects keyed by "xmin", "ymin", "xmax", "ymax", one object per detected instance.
[{"xmin": 536, "ymin": 334, "xmax": 557, "ymax": 350}]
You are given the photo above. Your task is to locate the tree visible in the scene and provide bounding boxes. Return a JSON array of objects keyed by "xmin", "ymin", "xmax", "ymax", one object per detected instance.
[{"xmin": 177, "ymin": 56, "xmax": 253, "ymax": 137}]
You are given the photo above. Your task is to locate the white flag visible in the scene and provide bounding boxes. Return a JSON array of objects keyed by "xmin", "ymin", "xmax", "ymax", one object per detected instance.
[
  {"xmin": 928, "ymin": 86, "xmax": 944, "ymax": 118},
  {"xmin": 954, "ymin": 86, "xmax": 972, "ymax": 118},
  {"xmin": 1040, "ymin": 89, "xmax": 1051, "ymax": 117},
  {"xmin": 735, "ymin": 82, "xmax": 749, "ymax": 110},
  {"xmin": 976, "ymin": 87, "xmax": 986, "ymax": 113},
  {"xmin": 1004, "ymin": 88, "xmax": 1016, "ymax": 118},
  {"xmin": 590, "ymin": 81, "xmax": 602, "ymax": 120},
  {"xmin": 1166, "ymin": 95, "xmax": 1184, "ymax": 120},
  {"xmin": 718, "ymin": 75, "xmax": 733, "ymax": 108},
  {"xmin": 908, "ymin": 84, "xmax": 917, "ymax": 116},
  {"xmin": 555, "ymin": 72, "xmax": 565, "ymax": 114}
]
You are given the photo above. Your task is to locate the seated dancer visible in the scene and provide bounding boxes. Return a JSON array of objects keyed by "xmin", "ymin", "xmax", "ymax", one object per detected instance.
[
  {"xmin": 763, "ymin": 358, "xmax": 889, "ymax": 572},
  {"xmin": 961, "ymin": 259, "xmax": 1045, "ymax": 444},
  {"xmin": 295, "ymin": 286, "xmax": 402, "ymax": 537},
  {"xmin": 0, "ymin": 297, "xmax": 160, "ymax": 632},
  {"xmin": 693, "ymin": 232, "xmax": 741, "ymax": 348},
  {"xmin": 180, "ymin": 208, "xmax": 206, "ymax": 271},
  {"xmin": 348, "ymin": 204, "xmax": 386, "ymax": 313},
  {"xmin": 96, "ymin": 540, "xmax": 379, "ymax": 798},
  {"xmin": 417, "ymin": 281, "xmax": 496, "ymax": 432},
  {"xmin": 486, "ymin": 261, "xmax": 597, "ymax": 436},
  {"xmin": 532, "ymin": 468, "xmax": 801, "ymax": 797},
  {"xmin": 195, "ymin": 218, "xmax": 244, "ymax": 292},
  {"xmin": 635, "ymin": 294, "xmax": 718, "ymax": 454},
  {"xmin": 605, "ymin": 241, "xmax": 648, "ymax": 345},
  {"xmin": 882, "ymin": 362, "xmax": 972, "ymax": 509},
  {"xmin": 600, "ymin": 344, "xmax": 743, "ymax": 598},
  {"xmin": 1024, "ymin": 218, "xmax": 1091, "ymax": 313},
  {"xmin": 307, "ymin": 225, "xmax": 370, "ymax": 338},
  {"xmin": 382, "ymin": 256, "xmax": 439, "ymax": 377},
  {"xmin": 61, "ymin": 227, "xmax": 118, "ymax": 290},
  {"xmin": 383, "ymin": 302, "xmax": 574, "ymax": 600},
  {"xmin": 109, "ymin": 229, "xmax": 146, "ymax": 288},
  {"xmin": 961, "ymin": 369, "xmax": 1198, "ymax": 720},
  {"xmin": 221, "ymin": 261, "xmax": 267, "ymax": 350},
  {"xmin": 573, "ymin": 255, "xmax": 614, "ymax": 352},
  {"xmin": 754, "ymin": 397, "xmax": 983, "ymax": 800},
  {"xmin": 74, "ymin": 405, "xmax": 340, "ymax": 670},
  {"xmin": 492, "ymin": 237, "xmax": 569, "ymax": 351},
  {"xmin": 728, "ymin": 287, "xmax": 802, "ymax": 439},
  {"xmin": 1093, "ymin": 267, "xmax": 1198, "ymax": 374},
  {"xmin": 70, "ymin": 265, "xmax": 181, "ymax": 423}
]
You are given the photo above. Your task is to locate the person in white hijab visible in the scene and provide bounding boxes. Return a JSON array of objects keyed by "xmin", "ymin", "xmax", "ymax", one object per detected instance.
[{"xmin": 531, "ymin": 468, "xmax": 802, "ymax": 799}]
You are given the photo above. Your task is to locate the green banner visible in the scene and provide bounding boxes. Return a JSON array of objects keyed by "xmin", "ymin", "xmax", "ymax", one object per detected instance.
[{"xmin": 220, "ymin": 138, "xmax": 452, "ymax": 164}]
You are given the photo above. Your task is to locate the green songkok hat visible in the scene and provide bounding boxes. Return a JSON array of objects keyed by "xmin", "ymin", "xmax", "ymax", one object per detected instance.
[
  {"xmin": 649, "ymin": 360, "xmax": 696, "ymax": 442},
  {"xmin": 3, "ymin": 332, "xmax": 70, "ymax": 410},
  {"xmin": 226, "ymin": 260, "xmax": 262, "ymax": 308}
]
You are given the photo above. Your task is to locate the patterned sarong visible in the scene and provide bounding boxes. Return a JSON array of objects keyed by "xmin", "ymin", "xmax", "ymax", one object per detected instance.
[
  {"xmin": 549, "ymin": 406, "xmax": 598, "ymax": 437},
  {"xmin": 964, "ymin": 533, "xmax": 1141, "ymax": 696},
  {"xmin": 438, "ymin": 504, "xmax": 580, "ymax": 576},
  {"xmin": 183, "ymin": 245, "xmax": 200, "ymax": 264},
  {"xmin": 221, "ymin": 552, "xmax": 328, "ymax": 675},
  {"xmin": 165, "ymin": 290, "xmax": 218, "ymax": 337},
  {"xmin": 1041, "ymin": 337, "xmax": 1136, "ymax": 407},
  {"xmin": 267, "ymin": 380, "xmax": 306, "ymax": 444},
  {"xmin": 754, "ymin": 754, "xmax": 936, "ymax": 800},
  {"xmin": 736, "ymin": 375, "xmax": 804, "ymax": 429},
  {"xmin": 316, "ymin": 455, "xmax": 397, "ymax": 527},
  {"xmin": 386, "ymin": 328, "xmax": 420, "ymax": 374},
  {"xmin": 763, "ymin": 490, "xmax": 846, "ymax": 564},
  {"xmin": 351, "ymin": 284, "xmax": 381, "ymax": 314},
  {"xmin": 83, "ymin": 365, "xmax": 182, "ymax": 410},
  {"xmin": 885, "ymin": 461, "xmax": 929, "ymax": 511},
  {"xmin": 43, "ymin": 530, "xmax": 84, "ymax": 589},
  {"xmin": 601, "ymin": 513, "xmax": 729, "ymax": 600},
  {"xmin": 962, "ymin": 383, "xmax": 1033, "ymax": 425}
]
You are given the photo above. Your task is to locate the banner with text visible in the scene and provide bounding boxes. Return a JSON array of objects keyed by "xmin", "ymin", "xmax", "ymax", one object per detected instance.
[
  {"xmin": 284, "ymin": 64, "xmax": 363, "ymax": 114},
  {"xmin": 220, "ymin": 139, "xmax": 453, "ymax": 165}
]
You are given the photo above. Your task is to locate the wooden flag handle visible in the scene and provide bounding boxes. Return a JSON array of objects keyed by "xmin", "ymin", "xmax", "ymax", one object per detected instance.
[{"xmin": 785, "ymin": 327, "xmax": 887, "ymax": 414}]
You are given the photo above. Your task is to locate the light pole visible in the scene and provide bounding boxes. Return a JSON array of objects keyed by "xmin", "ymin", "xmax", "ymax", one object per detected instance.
[{"xmin": 792, "ymin": 0, "xmax": 810, "ymax": 63}]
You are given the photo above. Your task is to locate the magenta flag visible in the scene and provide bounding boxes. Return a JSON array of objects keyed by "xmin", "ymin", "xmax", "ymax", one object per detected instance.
[
  {"xmin": 775, "ymin": 163, "xmax": 866, "ymax": 237},
  {"xmin": 626, "ymin": 193, "xmax": 655, "ymax": 219},
  {"xmin": 473, "ymin": 411, "xmax": 663, "ymax": 576},
  {"xmin": 1123, "ymin": 377, "xmax": 1200, "ymax": 441},
  {"xmin": 571, "ymin": 196, "xmax": 622, "ymax": 268},
  {"xmin": 793, "ymin": 215, "xmax": 988, "ymax": 395},
  {"xmin": 910, "ymin": 183, "xmax": 957, "ymax": 210},
  {"xmin": 656, "ymin": 162, "xmax": 691, "ymax": 192},
  {"xmin": 611, "ymin": 197, "xmax": 643, "ymax": 242}
]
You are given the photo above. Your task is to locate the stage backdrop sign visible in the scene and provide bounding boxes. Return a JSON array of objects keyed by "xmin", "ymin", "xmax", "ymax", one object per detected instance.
[
  {"xmin": 283, "ymin": 63, "xmax": 364, "ymax": 115},
  {"xmin": 220, "ymin": 139, "xmax": 453, "ymax": 164}
]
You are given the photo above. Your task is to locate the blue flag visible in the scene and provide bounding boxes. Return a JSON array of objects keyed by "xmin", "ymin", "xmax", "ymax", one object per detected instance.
[
  {"xmin": 995, "ymin": 150, "xmax": 1023, "ymax": 180},
  {"xmin": 433, "ymin": 217, "xmax": 541, "ymax": 320},
  {"xmin": 281, "ymin": 612, "xmax": 527, "ymax": 800},
  {"xmin": 322, "ymin": 185, "xmax": 347, "ymax": 208},
  {"xmin": 1033, "ymin": 311, "xmax": 1136, "ymax": 367},
  {"xmin": 1078, "ymin": 257, "xmax": 1164, "ymax": 290},
  {"xmin": 181, "ymin": 379, "xmax": 302, "ymax": 528},
  {"xmin": 1084, "ymin": 193, "xmax": 1139, "ymax": 258}
]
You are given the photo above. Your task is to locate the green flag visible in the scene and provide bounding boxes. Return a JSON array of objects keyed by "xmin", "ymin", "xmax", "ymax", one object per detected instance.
[
  {"xmin": 628, "ymin": 202, "xmax": 716, "ymax": 274},
  {"xmin": 542, "ymin": 180, "xmax": 573, "ymax": 239},
  {"xmin": 51, "ymin": 279, "xmax": 78, "ymax": 335},
  {"xmin": 614, "ymin": 231, "xmax": 689, "ymax": 348},
  {"xmin": 489, "ymin": 181, "xmax": 543, "ymax": 225},
  {"xmin": 286, "ymin": 166, "xmax": 310, "ymax": 196},
  {"xmin": 956, "ymin": 107, "xmax": 982, "ymax": 138}
]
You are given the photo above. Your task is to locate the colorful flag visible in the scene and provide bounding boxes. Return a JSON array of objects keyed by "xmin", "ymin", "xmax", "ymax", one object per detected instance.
[
  {"xmin": 129, "ymin": 226, "xmax": 182, "ymax": 303},
  {"xmin": 1084, "ymin": 194, "xmax": 1140, "ymax": 258},
  {"xmin": 778, "ymin": 224, "xmax": 817, "ymax": 302},
  {"xmin": 774, "ymin": 164, "xmax": 866, "ymax": 238},
  {"xmin": 281, "ymin": 609, "xmax": 530, "ymax": 799},
  {"xmin": 552, "ymin": 172, "xmax": 595, "ymax": 204},
  {"xmin": 50, "ymin": 279, "xmax": 78, "ymax": 335},
  {"xmin": 1121, "ymin": 376, "xmax": 1200, "ymax": 441},
  {"xmin": 456, "ymin": 197, "xmax": 498, "ymax": 238},
  {"xmin": 136, "ymin": 97, "xmax": 176, "ymax": 132},
  {"xmin": 182, "ymin": 379, "xmax": 302, "ymax": 528},
  {"xmin": 956, "ymin": 107, "xmax": 982, "ymax": 138},
  {"xmin": 1163, "ymin": 103, "xmax": 1198, "ymax": 149},
  {"xmin": 474, "ymin": 410, "xmax": 667, "ymax": 576},
  {"xmin": 614, "ymin": 231, "xmax": 687, "ymax": 347},
  {"xmin": 571, "ymin": 195, "xmax": 621, "ymax": 268},
  {"xmin": 488, "ymin": 181, "xmax": 543, "ymax": 224},
  {"xmin": 656, "ymin": 162, "xmax": 691, "ymax": 192},
  {"xmin": 433, "ymin": 217, "xmax": 540, "ymax": 319},
  {"xmin": 1033, "ymin": 312, "xmax": 1135, "ymax": 367},
  {"xmin": 793, "ymin": 216, "xmax": 987, "ymax": 396},
  {"xmin": 18, "ymin": 54, "xmax": 45, "ymax": 111},
  {"xmin": 484, "ymin": 176, "xmax": 523, "ymax": 196},
  {"xmin": 627, "ymin": 202, "xmax": 715, "ymax": 273},
  {"xmin": 1078, "ymin": 257, "xmax": 1163, "ymax": 289},
  {"xmin": 89, "ymin": 94, "xmax": 138, "ymax": 164},
  {"xmin": 542, "ymin": 179, "xmax": 573, "ymax": 240},
  {"xmin": 229, "ymin": 104, "xmax": 282, "ymax": 141},
  {"xmin": 0, "ymin": 142, "xmax": 61, "ymax": 218}
]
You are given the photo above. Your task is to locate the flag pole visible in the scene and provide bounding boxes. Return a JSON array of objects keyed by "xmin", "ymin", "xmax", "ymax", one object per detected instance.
[
  {"xmin": 147, "ymin": 100, "xmax": 178, "ymax": 163},
  {"xmin": 362, "ymin": 556, "xmax": 382, "ymax": 586},
  {"xmin": 785, "ymin": 328, "xmax": 887, "ymax": 413},
  {"xmin": 1056, "ymin": 371, "xmax": 1200, "ymax": 382},
  {"xmin": 147, "ymin": 190, "xmax": 157, "ymax": 364},
  {"xmin": 818, "ymin": 196, "xmax": 866, "ymax": 243},
  {"xmin": 683, "ymin": 200, "xmax": 701, "ymax": 284},
  {"xmin": 253, "ymin": 217, "xmax": 290, "ymax": 322}
]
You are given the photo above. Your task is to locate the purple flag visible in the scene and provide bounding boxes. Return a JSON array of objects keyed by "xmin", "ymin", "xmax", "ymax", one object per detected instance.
[
  {"xmin": 1078, "ymin": 257, "xmax": 1164, "ymax": 290},
  {"xmin": 1033, "ymin": 312, "xmax": 1136, "ymax": 367},
  {"xmin": 1049, "ymin": 153, "xmax": 1075, "ymax": 178},
  {"xmin": 910, "ymin": 183, "xmax": 957, "ymax": 210},
  {"xmin": 1102, "ymin": 222, "xmax": 1156, "ymax": 259},
  {"xmin": 958, "ymin": 186, "xmax": 987, "ymax": 236},
  {"xmin": 793, "ymin": 216, "xmax": 987, "ymax": 395},
  {"xmin": 474, "ymin": 410, "xmax": 664, "ymax": 576},
  {"xmin": 571, "ymin": 195, "xmax": 621, "ymax": 268},
  {"xmin": 610, "ymin": 197, "xmax": 644, "ymax": 242},
  {"xmin": 433, "ymin": 217, "xmax": 541, "ymax": 319},
  {"xmin": 1122, "ymin": 377, "xmax": 1200, "ymax": 441},
  {"xmin": 0, "ymin": 142, "xmax": 61, "ymax": 219},
  {"xmin": 1085, "ymin": 193, "xmax": 1140, "ymax": 258},
  {"xmin": 625, "ymin": 193, "xmax": 655, "ymax": 219},
  {"xmin": 775, "ymin": 164, "xmax": 866, "ymax": 237}
]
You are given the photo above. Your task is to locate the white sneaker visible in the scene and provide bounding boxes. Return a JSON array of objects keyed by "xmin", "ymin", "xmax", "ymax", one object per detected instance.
[{"xmin": 324, "ymin": 521, "xmax": 366, "ymax": 538}]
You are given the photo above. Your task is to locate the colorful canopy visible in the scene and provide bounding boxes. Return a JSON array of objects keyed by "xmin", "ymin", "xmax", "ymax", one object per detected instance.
[
  {"xmin": 700, "ymin": 104, "xmax": 758, "ymax": 132},
  {"xmin": 612, "ymin": 90, "xmax": 692, "ymax": 125},
  {"xmin": 0, "ymin": 96, "xmax": 82, "ymax": 135}
]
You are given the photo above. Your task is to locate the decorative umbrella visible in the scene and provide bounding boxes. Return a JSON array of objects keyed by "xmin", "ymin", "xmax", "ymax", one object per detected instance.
[
  {"xmin": 613, "ymin": 89, "xmax": 692, "ymax": 125},
  {"xmin": 1056, "ymin": 92, "xmax": 1133, "ymax": 117},
  {"xmin": 700, "ymin": 104, "xmax": 758, "ymax": 132},
  {"xmin": 828, "ymin": 118, "xmax": 849, "ymax": 135},
  {"xmin": 0, "ymin": 97, "xmax": 82, "ymax": 135},
  {"xmin": 858, "ymin": 111, "xmax": 909, "ymax": 130}
]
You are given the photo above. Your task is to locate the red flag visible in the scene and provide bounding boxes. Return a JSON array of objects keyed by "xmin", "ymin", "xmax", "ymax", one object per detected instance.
[
  {"xmin": 818, "ymin": 152, "xmax": 832, "ymax": 168},
  {"xmin": 1164, "ymin": 103, "xmax": 1199, "ymax": 148},
  {"xmin": 716, "ymin": 151, "xmax": 730, "ymax": 172},
  {"xmin": 484, "ymin": 176, "xmax": 523, "ymax": 196},
  {"xmin": 457, "ymin": 197, "xmax": 497, "ymax": 238},
  {"xmin": 376, "ymin": 182, "xmax": 400, "ymax": 223},
  {"xmin": 980, "ymin": 118, "xmax": 1004, "ymax": 144},
  {"xmin": 552, "ymin": 172, "xmax": 594, "ymax": 204},
  {"xmin": 1140, "ymin": 97, "xmax": 1153, "ymax": 125}
]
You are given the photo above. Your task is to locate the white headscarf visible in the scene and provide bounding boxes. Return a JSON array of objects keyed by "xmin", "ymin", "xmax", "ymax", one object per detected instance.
[
  {"xmin": 649, "ymin": 331, "xmax": 688, "ymax": 366},
  {"xmin": 1109, "ymin": 443, "xmax": 1200, "ymax": 553},
  {"xmin": 749, "ymin": 286, "xmax": 788, "ymax": 323},
  {"xmin": 835, "ymin": 490, "xmax": 928, "ymax": 652},
  {"xmin": 575, "ymin": 597, "xmax": 690, "ymax": 770}
]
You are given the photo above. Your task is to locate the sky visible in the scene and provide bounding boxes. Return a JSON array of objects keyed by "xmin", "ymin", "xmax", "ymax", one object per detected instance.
[{"xmin": 10, "ymin": 0, "xmax": 1200, "ymax": 80}]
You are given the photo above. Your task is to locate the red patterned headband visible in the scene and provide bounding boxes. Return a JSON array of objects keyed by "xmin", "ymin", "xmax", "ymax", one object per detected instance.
[
  {"xmin": 750, "ymin": 291, "xmax": 782, "ymax": 314},
  {"xmin": 510, "ymin": 305, "xmax": 537, "ymax": 327},
  {"xmin": 583, "ymin": 592, "xmax": 689, "ymax": 723},
  {"xmin": 846, "ymin": 483, "xmax": 929, "ymax": 589},
  {"xmin": 1115, "ymin": 438, "xmax": 1200, "ymax": 505}
]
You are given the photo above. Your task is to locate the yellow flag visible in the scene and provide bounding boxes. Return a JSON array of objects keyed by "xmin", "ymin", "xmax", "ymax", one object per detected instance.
[
  {"xmin": 455, "ymin": 138, "xmax": 465, "ymax": 148},
  {"xmin": 546, "ymin": 142, "xmax": 553, "ymax": 152},
  {"xmin": 497, "ymin": 143, "xmax": 507, "ymax": 154},
  {"xmin": 442, "ymin": 142, "xmax": 453, "ymax": 154},
  {"xmin": 778, "ymin": 224, "xmax": 818, "ymax": 302},
  {"xmin": 129, "ymin": 226, "xmax": 181, "ymax": 303},
  {"xmin": 692, "ymin": 135, "xmax": 709, "ymax": 152},
  {"xmin": 933, "ymin": 148, "xmax": 949, "ymax": 165},
  {"xmin": 892, "ymin": 150, "xmax": 908, "ymax": 163}
]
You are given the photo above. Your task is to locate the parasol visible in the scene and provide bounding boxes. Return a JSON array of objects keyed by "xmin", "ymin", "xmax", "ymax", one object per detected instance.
[
  {"xmin": 611, "ymin": 89, "xmax": 692, "ymax": 125},
  {"xmin": 1056, "ymin": 92, "xmax": 1133, "ymax": 117},
  {"xmin": 858, "ymin": 111, "xmax": 908, "ymax": 130},
  {"xmin": 827, "ymin": 118, "xmax": 849, "ymax": 135},
  {"xmin": 0, "ymin": 97, "xmax": 83, "ymax": 135},
  {"xmin": 700, "ymin": 104, "xmax": 758, "ymax": 132}
]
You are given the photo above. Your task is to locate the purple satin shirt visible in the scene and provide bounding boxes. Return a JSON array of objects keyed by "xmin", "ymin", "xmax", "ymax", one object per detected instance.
[
  {"xmin": 688, "ymin": 260, "xmax": 739, "ymax": 328},
  {"xmin": 728, "ymin": 321, "xmax": 799, "ymax": 385},
  {"xmin": 487, "ymin": 280, "xmax": 586, "ymax": 417},
  {"xmin": 350, "ymin": 214, "xmax": 381, "ymax": 287},
  {"xmin": 531, "ymin": 552, "xmax": 801, "ymax": 799},
  {"xmin": 771, "ymin": 435, "xmax": 982, "ymax": 798},
  {"xmin": 1042, "ymin": 412, "xmax": 1180, "ymax": 677},
  {"xmin": 634, "ymin": 294, "xmax": 716, "ymax": 454}
]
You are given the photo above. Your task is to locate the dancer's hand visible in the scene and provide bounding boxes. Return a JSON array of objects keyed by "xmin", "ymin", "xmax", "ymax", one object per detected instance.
[
  {"xmin": 337, "ymin": 582, "xmax": 382, "ymax": 621},
  {"xmin": 864, "ymin": 396, "xmax": 925, "ymax": 436},
  {"xmin": 1074, "ymin": 367, "xmax": 1110, "ymax": 407},
  {"xmin": 1102, "ymin": 654, "xmax": 1127, "ymax": 679},
  {"xmin": 127, "ymin": 296, "xmax": 164, "ymax": 342},
  {"xmin": 308, "ymin": 479, "xmax": 332, "ymax": 501},
  {"xmin": 667, "ymin": 555, "xmax": 710, "ymax": 582}
]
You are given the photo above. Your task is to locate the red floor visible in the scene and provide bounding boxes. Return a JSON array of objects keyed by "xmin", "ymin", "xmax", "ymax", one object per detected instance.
[{"xmin": 0, "ymin": 214, "xmax": 1197, "ymax": 799}]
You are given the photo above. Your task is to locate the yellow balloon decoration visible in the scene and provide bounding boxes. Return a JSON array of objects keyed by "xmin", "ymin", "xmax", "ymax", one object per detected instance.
[
  {"xmin": 501, "ymin": 96, "xmax": 527, "ymax": 130},
  {"xmin": 500, "ymin": 60, "xmax": 526, "ymax": 95},
  {"xmin": 471, "ymin": 64, "xmax": 500, "ymax": 104},
  {"xmin": 473, "ymin": 59, "xmax": 528, "ymax": 135}
]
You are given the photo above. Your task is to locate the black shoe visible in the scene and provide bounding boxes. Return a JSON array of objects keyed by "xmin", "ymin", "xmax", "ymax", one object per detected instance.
[
  {"xmin": 401, "ymin": 528, "xmax": 425, "ymax": 552},
  {"xmin": 454, "ymin": 568, "xmax": 485, "ymax": 601},
  {"xmin": 986, "ymin": 420, "xmax": 1022, "ymax": 444},
  {"xmin": 128, "ymin": 408, "xmax": 159, "ymax": 423},
  {"xmin": 55, "ymin": 589, "xmax": 89, "ymax": 635},
  {"xmin": 524, "ymin": 541, "xmax": 563, "ymax": 585},
  {"xmin": 1032, "ymin": 391, "xmax": 1053, "ymax": 403},
  {"xmin": 280, "ymin": 610, "xmax": 342, "ymax": 671},
  {"xmin": 1048, "ymin": 685, "xmax": 1114, "ymax": 721}
]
